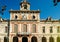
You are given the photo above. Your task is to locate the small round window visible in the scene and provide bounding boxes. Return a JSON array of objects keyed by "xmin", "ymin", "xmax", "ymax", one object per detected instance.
[
  {"xmin": 15, "ymin": 15, "xmax": 18, "ymax": 19},
  {"xmin": 32, "ymin": 15, "xmax": 35, "ymax": 19}
]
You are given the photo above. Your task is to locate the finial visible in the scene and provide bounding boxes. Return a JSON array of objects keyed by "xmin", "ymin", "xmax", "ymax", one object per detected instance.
[{"xmin": 24, "ymin": 0, "xmax": 27, "ymax": 2}]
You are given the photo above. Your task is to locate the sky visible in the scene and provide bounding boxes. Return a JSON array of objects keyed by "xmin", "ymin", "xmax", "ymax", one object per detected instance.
[{"xmin": 0, "ymin": 0, "xmax": 60, "ymax": 20}]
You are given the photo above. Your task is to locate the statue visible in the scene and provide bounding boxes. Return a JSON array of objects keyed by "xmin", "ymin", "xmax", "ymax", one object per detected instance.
[{"xmin": 53, "ymin": 0, "xmax": 60, "ymax": 6}]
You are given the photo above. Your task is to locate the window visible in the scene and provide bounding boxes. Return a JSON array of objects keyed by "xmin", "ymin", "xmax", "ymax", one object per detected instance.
[
  {"xmin": 5, "ymin": 26, "xmax": 8, "ymax": 33},
  {"xmin": 24, "ymin": 4, "xmax": 27, "ymax": 9},
  {"xmin": 57, "ymin": 26, "xmax": 60, "ymax": 33},
  {"xmin": 57, "ymin": 37, "xmax": 60, "ymax": 42},
  {"xmin": 32, "ymin": 24, "xmax": 36, "ymax": 33},
  {"xmin": 42, "ymin": 26, "xmax": 45, "ymax": 33},
  {"xmin": 14, "ymin": 24, "xmax": 18, "ymax": 33},
  {"xmin": 15, "ymin": 15, "xmax": 18, "ymax": 19},
  {"xmin": 42, "ymin": 37, "xmax": 47, "ymax": 42},
  {"xmin": 13, "ymin": 36, "xmax": 18, "ymax": 42},
  {"xmin": 23, "ymin": 24, "xmax": 27, "ymax": 32},
  {"xmin": 31, "ymin": 36, "xmax": 37, "ymax": 42},
  {"xmin": 4, "ymin": 37, "xmax": 8, "ymax": 42},
  {"xmin": 32, "ymin": 15, "xmax": 35, "ymax": 19},
  {"xmin": 50, "ymin": 26, "xmax": 53, "ymax": 33},
  {"xmin": 49, "ymin": 37, "xmax": 54, "ymax": 42}
]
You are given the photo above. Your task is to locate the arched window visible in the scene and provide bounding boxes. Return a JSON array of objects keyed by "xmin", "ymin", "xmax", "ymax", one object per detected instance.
[
  {"xmin": 22, "ymin": 37, "xmax": 28, "ymax": 42},
  {"xmin": 32, "ymin": 15, "xmax": 35, "ymax": 19},
  {"xmin": 13, "ymin": 36, "xmax": 18, "ymax": 42},
  {"xmin": 23, "ymin": 24, "xmax": 27, "ymax": 32},
  {"xmin": 42, "ymin": 37, "xmax": 47, "ymax": 42},
  {"xmin": 57, "ymin": 37, "xmax": 60, "ymax": 42},
  {"xmin": 14, "ymin": 24, "xmax": 18, "ymax": 33},
  {"xmin": 42, "ymin": 26, "xmax": 45, "ymax": 33},
  {"xmin": 32, "ymin": 24, "xmax": 36, "ymax": 33},
  {"xmin": 49, "ymin": 37, "xmax": 54, "ymax": 42},
  {"xmin": 15, "ymin": 15, "xmax": 18, "ymax": 19},
  {"xmin": 31, "ymin": 36, "xmax": 37, "ymax": 42},
  {"xmin": 4, "ymin": 37, "xmax": 8, "ymax": 42},
  {"xmin": 50, "ymin": 26, "xmax": 53, "ymax": 33}
]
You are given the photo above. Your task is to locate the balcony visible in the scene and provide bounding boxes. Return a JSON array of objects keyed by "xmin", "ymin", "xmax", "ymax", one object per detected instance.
[
  {"xmin": 18, "ymin": 32, "xmax": 31, "ymax": 35},
  {"xmin": 17, "ymin": 32, "xmax": 31, "ymax": 36}
]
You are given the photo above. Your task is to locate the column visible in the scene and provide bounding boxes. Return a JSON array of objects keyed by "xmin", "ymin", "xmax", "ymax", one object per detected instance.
[
  {"xmin": 38, "ymin": 36, "xmax": 41, "ymax": 42},
  {"xmin": 18, "ymin": 24, "xmax": 21, "ymax": 33},
  {"xmin": 28, "ymin": 36, "xmax": 31, "ymax": 42},
  {"xmin": 54, "ymin": 37, "xmax": 57, "ymax": 42},
  {"xmin": 47, "ymin": 37, "xmax": 49, "ymax": 42},
  {"xmin": 1, "ymin": 38, "xmax": 4, "ymax": 42},
  {"xmin": 9, "ymin": 37, "xmax": 13, "ymax": 42},
  {"xmin": 18, "ymin": 37, "xmax": 22, "ymax": 42}
]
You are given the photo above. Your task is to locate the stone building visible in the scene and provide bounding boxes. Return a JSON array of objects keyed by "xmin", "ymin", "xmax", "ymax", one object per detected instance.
[
  {"xmin": 0, "ymin": 17, "xmax": 8, "ymax": 42},
  {"xmin": 9, "ymin": 0, "xmax": 60, "ymax": 42}
]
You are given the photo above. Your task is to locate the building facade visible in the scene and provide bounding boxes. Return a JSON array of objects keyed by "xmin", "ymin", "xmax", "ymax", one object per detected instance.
[
  {"xmin": 8, "ymin": 0, "xmax": 60, "ymax": 42},
  {"xmin": 0, "ymin": 17, "xmax": 8, "ymax": 42}
]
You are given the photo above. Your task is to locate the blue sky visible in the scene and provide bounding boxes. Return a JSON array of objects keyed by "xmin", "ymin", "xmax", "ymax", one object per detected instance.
[{"xmin": 0, "ymin": 0, "xmax": 60, "ymax": 19}]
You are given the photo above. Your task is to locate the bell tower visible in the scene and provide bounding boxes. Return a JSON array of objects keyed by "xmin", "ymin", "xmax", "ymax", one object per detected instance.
[{"xmin": 20, "ymin": 0, "xmax": 30, "ymax": 10}]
